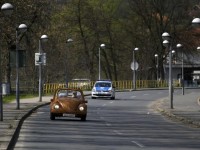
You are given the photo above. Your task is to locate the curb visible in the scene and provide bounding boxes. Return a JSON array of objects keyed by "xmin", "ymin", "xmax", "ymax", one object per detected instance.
[
  {"xmin": 198, "ymin": 97, "xmax": 200, "ymax": 106},
  {"xmin": 7, "ymin": 102, "xmax": 50, "ymax": 150},
  {"xmin": 150, "ymin": 98, "xmax": 200, "ymax": 128}
]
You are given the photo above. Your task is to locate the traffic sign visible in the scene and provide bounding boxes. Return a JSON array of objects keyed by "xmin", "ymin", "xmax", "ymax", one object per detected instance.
[
  {"xmin": 131, "ymin": 61, "xmax": 139, "ymax": 71},
  {"xmin": 35, "ymin": 53, "xmax": 46, "ymax": 66}
]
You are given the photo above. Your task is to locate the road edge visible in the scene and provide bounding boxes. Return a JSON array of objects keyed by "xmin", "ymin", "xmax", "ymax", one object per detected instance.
[{"xmin": 7, "ymin": 102, "xmax": 50, "ymax": 150}]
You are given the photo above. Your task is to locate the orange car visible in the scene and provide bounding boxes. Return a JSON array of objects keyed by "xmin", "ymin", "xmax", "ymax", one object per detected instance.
[{"xmin": 50, "ymin": 88, "xmax": 87, "ymax": 121}]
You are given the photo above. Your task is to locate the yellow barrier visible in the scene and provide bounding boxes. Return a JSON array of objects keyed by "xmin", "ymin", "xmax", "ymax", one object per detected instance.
[{"xmin": 43, "ymin": 80, "xmax": 181, "ymax": 94}]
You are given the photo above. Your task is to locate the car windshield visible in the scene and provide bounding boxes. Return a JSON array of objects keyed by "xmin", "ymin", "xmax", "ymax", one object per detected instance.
[
  {"xmin": 95, "ymin": 82, "xmax": 111, "ymax": 87},
  {"xmin": 57, "ymin": 90, "xmax": 82, "ymax": 99}
]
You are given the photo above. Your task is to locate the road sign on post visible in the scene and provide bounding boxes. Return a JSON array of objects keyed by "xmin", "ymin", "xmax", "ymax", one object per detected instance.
[
  {"xmin": 35, "ymin": 53, "xmax": 46, "ymax": 66},
  {"xmin": 131, "ymin": 61, "xmax": 139, "ymax": 71}
]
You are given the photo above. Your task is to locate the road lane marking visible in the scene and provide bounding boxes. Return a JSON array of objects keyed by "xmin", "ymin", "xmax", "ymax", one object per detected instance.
[
  {"xmin": 102, "ymin": 104, "xmax": 106, "ymax": 106},
  {"xmin": 131, "ymin": 141, "xmax": 145, "ymax": 148},
  {"xmin": 143, "ymin": 93, "xmax": 149, "ymax": 95},
  {"xmin": 113, "ymin": 130, "xmax": 123, "ymax": 135},
  {"xmin": 110, "ymin": 101, "xmax": 114, "ymax": 104},
  {"xmin": 131, "ymin": 96, "xmax": 136, "ymax": 98},
  {"xmin": 106, "ymin": 123, "xmax": 111, "ymax": 126}
]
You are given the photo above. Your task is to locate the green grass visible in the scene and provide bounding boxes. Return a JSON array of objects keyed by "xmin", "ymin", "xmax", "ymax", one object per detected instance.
[{"xmin": 3, "ymin": 94, "xmax": 37, "ymax": 103}]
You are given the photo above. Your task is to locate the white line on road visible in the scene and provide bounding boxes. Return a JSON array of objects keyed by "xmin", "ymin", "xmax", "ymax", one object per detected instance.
[
  {"xmin": 113, "ymin": 130, "xmax": 123, "ymax": 135},
  {"xmin": 143, "ymin": 94, "xmax": 149, "ymax": 96},
  {"xmin": 110, "ymin": 101, "xmax": 114, "ymax": 104},
  {"xmin": 131, "ymin": 141, "xmax": 145, "ymax": 148},
  {"xmin": 131, "ymin": 96, "xmax": 136, "ymax": 98},
  {"xmin": 102, "ymin": 104, "xmax": 106, "ymax": 106},
  {"xmin": 106, "ymin": 123, "xmax": 111, "ymax": 126}
]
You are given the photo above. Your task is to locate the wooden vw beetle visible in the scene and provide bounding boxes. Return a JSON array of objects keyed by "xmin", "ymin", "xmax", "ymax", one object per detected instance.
[{"xmin": 50, "ymin": 88, "xmax": 87, "ymax": 121}]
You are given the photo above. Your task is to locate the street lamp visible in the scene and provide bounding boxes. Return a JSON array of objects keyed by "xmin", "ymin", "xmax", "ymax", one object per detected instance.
[
  {"xmin": 154, "ymin": 54, "xmax": 159, "ymax": 81},
  {"xmin": 192, "ymin": 18, "xmax": 200, "ymax": 27},
  {"xmin": 0, "ymin": 3, "xmax": 14, "ymax": 121},
  {"xmin": 133, "ymin": 47, "xmax": 139, "ymax": 90},
  {"xmin": 16, "ymin": 24, "xmax": 27, "ymax": 109},
  {"xmin": 1, "ymin": 3, "xmax": 13, "ymax": 15},
  {"xmin": 98, "ymin": 43, "xmax": 105, "ymax": 80},
  {"xmin": 162, "ymin": 32, "xmax": 173, "ymax": 109},
  {"xmin": 176, "ymin": 43, "xmax": 184, "ymax": 95},
  {"xmin": 65, "ymin": 38, "xmax": 73, "ymax": 88},
  {"xmin": 38, "ymin": 35, "xmax": 48, "ymax": 102}
]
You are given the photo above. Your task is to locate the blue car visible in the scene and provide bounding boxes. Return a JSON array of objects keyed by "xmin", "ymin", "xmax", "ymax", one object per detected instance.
[{"xmin": 91, "ymin": 80, "xmax": 115, "ymax": 99}]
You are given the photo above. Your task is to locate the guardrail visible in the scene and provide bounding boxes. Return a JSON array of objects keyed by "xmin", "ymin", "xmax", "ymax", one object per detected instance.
[{"xmin": 43, "ymin": 80, "xmax": 181, "ymax": 94}]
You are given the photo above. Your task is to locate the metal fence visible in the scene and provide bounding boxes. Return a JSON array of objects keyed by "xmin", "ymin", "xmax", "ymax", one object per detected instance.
[{"xmin": 43, "ymin": 80, "xmax": 181, "ymax": 94}]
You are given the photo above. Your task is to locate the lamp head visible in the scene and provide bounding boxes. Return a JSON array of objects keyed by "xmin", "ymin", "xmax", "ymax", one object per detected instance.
[
  {"xmin": 67, "ymin": 38, "xmax": 73, "ymax": 43},
  {"xmin": 1, "ymin": 3, "xmax": 13, "ymax": 16},
  {"xmin": 40, "ymin": 35, "xmax": 48, "ymax": 42},
  {"xmin": 100, "ymin": 44, "xmax": 105, "ymax": 48},
  {"xmin": 134, "ymin": 47, "xmax": 139, "ymax": 51},
  {"xmin": 192, "ymin": 18, "xmax": 200, "ymax": 27},
  {"xmin": 163, "ymin": 40, "xmax": 170, "ymax": 48},
  {"xmin": 18, "ymin": 24, "xmax": 27, "ymax": 33},
  {"xmin": 162, "ymin": 32, "xmax": 171, "ymax": 41},
  {"xmin": 176, "ymin": 43, "xmax": 182, "ymax": 48}
]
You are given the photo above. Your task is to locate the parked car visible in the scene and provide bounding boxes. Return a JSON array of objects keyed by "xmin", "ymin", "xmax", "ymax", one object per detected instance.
[
  {"xmin": 91, "ymin": 80, "xmax": 115, "ymax": 99},
  {"xmin": 50, "ymin": 88, "xmax": 87, "ymax": 121}
]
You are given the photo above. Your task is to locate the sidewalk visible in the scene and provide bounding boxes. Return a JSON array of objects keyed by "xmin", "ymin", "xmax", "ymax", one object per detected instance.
[
  {"xmin": 0, "ymin": 90, "xmax": 200, "ymax": 149},
  {"xmin": 151, "ymin": 90, "xmax": 200, "ymax": 128},
  {"xmin": 0, "ymin": 96, "xmax": 51, "ymax": 150}
]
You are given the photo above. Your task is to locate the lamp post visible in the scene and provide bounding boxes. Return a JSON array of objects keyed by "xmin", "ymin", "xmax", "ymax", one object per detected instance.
[
  {"xmin": 176, "ymin": 43, "xmax": 184, "ymax": 95},
  {"xmin": 0, "ymin": 3, "xmax": 13, "ymax": 121},
  {"xmin": 16, "ymin": 24, "xmax": 27, "ymax": 109},
  {"xmin": 154, "ymin": 54, "xmax": 159, "ymax": 81},
  {"xmin": 38, "ymin": 35, "xmax": 48, "ymax": 102},
  {"xmin": 133, "ymin": 47, "xmax": 139, "ymax": 90},
  {"xmin": 162, "ymin": 32, "xmax": 173, "ymax": 109},
  {"xmin": 65, "ymin": 38, "xmax": 73, "ymax": 88},
  {"xmin": 98, "ymin": 43, "xmax": 105, "ymax": 80}
]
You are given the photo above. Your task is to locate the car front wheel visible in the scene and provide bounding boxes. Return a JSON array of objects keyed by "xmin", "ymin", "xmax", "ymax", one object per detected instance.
[
  {"xmin": 111, "ymin": 96, "xmax": 115, "ymax": 100},
  {"xmin": 50, "ymin": 113, "xmax": 55, "ymax": 120},
  {"xmin": 81, "ymin": 115, "xmax": 86, "ymax": 121}
]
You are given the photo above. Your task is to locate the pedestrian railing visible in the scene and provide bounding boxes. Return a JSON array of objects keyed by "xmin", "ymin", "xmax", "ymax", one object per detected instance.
[{"xmin": 43, "ymin": 80, "xmax": 181, "ymax": 94}]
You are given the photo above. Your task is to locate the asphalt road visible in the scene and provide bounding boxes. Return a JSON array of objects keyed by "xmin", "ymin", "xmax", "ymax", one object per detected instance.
[{"xmin": 14, "ymin": 89, "xmax": 200, "ymax": 150}]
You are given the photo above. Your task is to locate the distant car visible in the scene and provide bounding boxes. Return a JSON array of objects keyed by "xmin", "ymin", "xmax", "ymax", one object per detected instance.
[
  {"xmin": 91, "ymin": 80, "xmax": 115, "ymax": 99},
  {"xmin": 50, "ymin": 88, "xmax": 87, "ymax": 121}
]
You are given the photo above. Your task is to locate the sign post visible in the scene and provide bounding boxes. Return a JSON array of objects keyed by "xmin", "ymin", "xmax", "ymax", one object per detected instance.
[{"xmin": 131, "ymin": 61, "xmax": 139, "ymax": 90}]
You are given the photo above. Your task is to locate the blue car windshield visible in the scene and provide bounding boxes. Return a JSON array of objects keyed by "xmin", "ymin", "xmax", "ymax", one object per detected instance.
[{"xmin": 95, "ymin": 82, "xmax": 111, "ymax": 87}]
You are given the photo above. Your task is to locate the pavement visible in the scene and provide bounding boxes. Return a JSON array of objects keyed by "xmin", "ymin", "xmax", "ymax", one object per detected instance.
[{"xmin": 0, "ymin": 90, "xmax": 200, "ymax": 150}]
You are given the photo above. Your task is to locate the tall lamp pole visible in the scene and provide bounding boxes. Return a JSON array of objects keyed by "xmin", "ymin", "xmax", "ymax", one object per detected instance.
[
  {"xmin": 162, "ymin": 32, "xmax": 173, "ymax": 109},
  {"xmin": 39, "ymin": 35, "xmax": 48, "ymax": 102},
  {"xmin": 176, "ymin": 43, "xmax": 184, "ymax": 95},
  {"xmin": 154, "ymin": 54, "xmax": 159, "ymax": 81},
  {"xmin": 98, "ymin": 43, "xmax": 105, "ymax": 80},
  {"xmin": 16, "ymin": 24, "xmax": 27, "ymax": 109},
  {"xmin": 0, "ymin": 3, "xmax": 13, "ymax": 121},
  {"xmin": 133, "ymin": 47, "xmax": 139, "ymax": 90},
  {"xmin": 65, "ymin": 38, "xmax": 73, "ymax": 88}
]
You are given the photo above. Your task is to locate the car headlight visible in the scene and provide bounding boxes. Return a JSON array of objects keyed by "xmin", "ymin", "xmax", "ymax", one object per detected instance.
[
  {"xmin": 54, "ymin": 104, "xmax": 60, "ymax": 109},
  {"xmin": 79, "ymin": 106, "xmax": 84, "ymax": 111}
]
